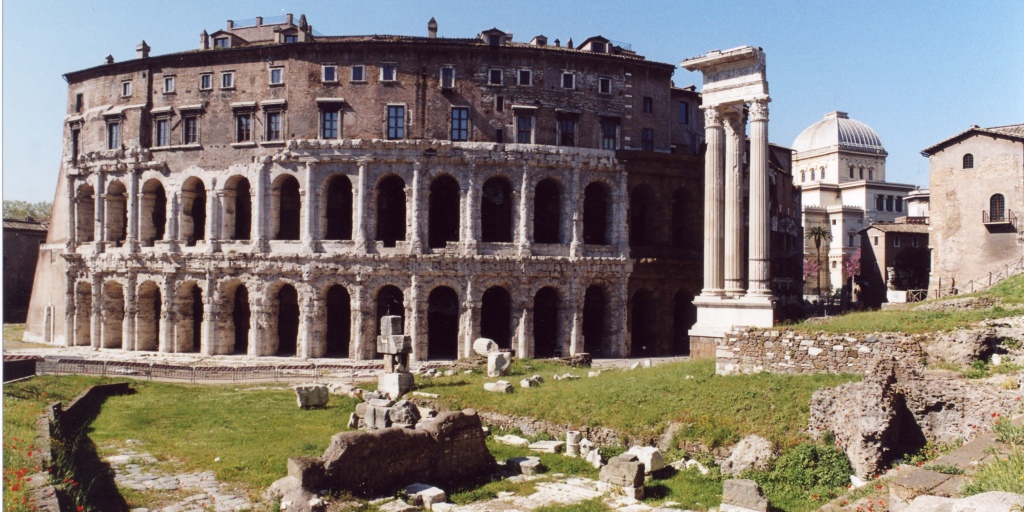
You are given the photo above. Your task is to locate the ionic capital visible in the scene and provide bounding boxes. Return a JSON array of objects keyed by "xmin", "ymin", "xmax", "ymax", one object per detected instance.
[{"xmin": 749, "ymin": 98, "xmax": 770, "ymax": 122}]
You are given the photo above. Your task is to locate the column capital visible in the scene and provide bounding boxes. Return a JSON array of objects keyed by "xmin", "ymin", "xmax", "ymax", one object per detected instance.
[
  {"xmin": 749, "ymin": 97, "xmax": 770, "ymax": 122},
  {"xmin": 722, "ymin": 112, "xmax": 747, "ymax": 137},
  {"xmin": 702, "ymin": 105, "xmax": 724, "ymax": 128}
]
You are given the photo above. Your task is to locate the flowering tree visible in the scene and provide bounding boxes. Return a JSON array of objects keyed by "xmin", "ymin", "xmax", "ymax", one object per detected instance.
[
  {"xmin": 803, "ymin": 258, "xmax": 821, "ymax": 280},
  {"xmin": 844, "ymin": 248, "xmax": 861, "ymax": 281}
]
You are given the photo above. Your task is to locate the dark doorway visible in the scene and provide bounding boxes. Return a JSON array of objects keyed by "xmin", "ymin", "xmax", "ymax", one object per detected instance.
[
  {"xmin": 672, "ymin": 187, "xmax": 694, "ymax": 248},
  {"xmin": 276, "ymin": 176, "xmax": 301, "ymax": 240},
  {"xmin": 582, "ymin": 285, "xmax": 606, "ymax": 356},
  {"xmin": 481, "ymin": 177, "xmax": 513, "ymax": 242},
  {"xmin": 534, "ymin": 179, "xmax": 561, "ymax": 243},
  {"xmin": 233, "ymin": 285, "xmax": 250, "ymax": 354},
  {"xmin": 533, "ymin": 287, "xmax": 559, "ymax": 358},
  {"xmin": 276, "ymin": 284, "xmax": 299, "ymax": 356},
  {"xmin": 481, "ymin": 286, "xmax": 512, "ymax": 349},
  {"xmin": 631, "ymin": 289, "xmax": 656, "ymax": 357},
  {"xmin": 325, "ymin": 285, "xmax": 351, "ymax": 357},
  {"xmin": 190, "ymin": 181, "xmax": 207, "ymax": 243},
  {"xmin": 583, "ymin": 182, "xmax": 609, "ymax": 245},
  {"xmin": 428, "ymin": 176, "xmax": 460, "ymax": 248},
  {"xmin": 376, "ymin": 175, "xmax": 407, "ymax": 247},
  {"xmin": 136, "ymin": 281, "xmax": 160, "ymax": 351},
  {"xmin": 233, "ymin": 178, "xmax": 252, "ymax": 240},
  {"xmin": 190, "ymin": 285, "xmax": 203, "ymax": 353},
  {"xmin": 629, "ymin": 186, "xmax": 654, "ymax": 246},
  {"xmin": 325, "ymin": 175, "xmax": 353, "ymax": 240},
  {"xmin": 427, "ymin": 287, "xmax": 459, "ymax": 360},
  {"xmin": 375, "ymin": 285, "xmax": 405, "ymax": 358},
  {"xmin": 672, "ymin": 290, "xmax": 696, "ymax": 355},
  {"xmin": 142, "ymin": 180, "xmax": 166, "ymax": 245}
]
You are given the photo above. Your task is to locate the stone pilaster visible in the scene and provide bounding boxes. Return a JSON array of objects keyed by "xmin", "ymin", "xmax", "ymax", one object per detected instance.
[
  {"xmin": 747, "ymin": 97, "xmax": 772, "ymax": 297},
  {"xmin": 700, "ymin": 106, "xmax": 726, "ymax": 297},
  {"xmin": 159, "ymin": 279, "xmax": 176, "ymax": 352},
  {"xmin": 90, "ymin": 274, "xmax": 103, "ymax": 348},
  {"xmin": 408, "ymin": 275, "xmax": 421, "ymax": 361},
  {"xmin": 123, "ymin": 276, "xmax": 137, "ymax": 351},
  {"xmin": 126, "ymin": 171, "xmax": 139, "ymax": 251},
  {"xmin": 201, "ymin": 289, "xmax": 218, "ymax": 356},
  {"xmin": 410, "ymin": 163, "xmax": 423, "ymax": 253},
  {"xmin": 569, "ymin": 165, "xmax": 582, "ymax": 258},
  {"xmin": 724, "ymin": 110, "xmax": 747, "ymax": 297},
  {"xmin": 354, "ymin": 161, "xmax": 367, "ymax": 250},
  {"xmin": 253, "ymin": 165, "xmax": 267, "ymax": 251},
  {"xmin": 517, "ymin": 167, "xmax": 531, "ymax": 255},
  {"xmin": 94, "ymin": 174, "xmax": 106, "ymax": 251},
  {"xmin": 302, "ymin": 163, "xmax": 317, "ymax": 253}
]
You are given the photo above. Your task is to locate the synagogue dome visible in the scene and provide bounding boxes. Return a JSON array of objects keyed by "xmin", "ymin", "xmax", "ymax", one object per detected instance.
[{"xmin": 792, "ymin": 111, "xmax": 886, "ymax": 156}]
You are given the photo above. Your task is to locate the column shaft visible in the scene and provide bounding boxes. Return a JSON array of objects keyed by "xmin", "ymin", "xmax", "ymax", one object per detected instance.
[
  {"xmin": 302, "ymin": 164, "xmax": 316, "ymax": 252},
  {"xmin": 700, "ymin": 107, "xmax": 726, "ymax": 297},
  {"xmin": 724, "ymin": 112, "xmax": 747, "ymax": 296},
  {"xmin": 354, "ymin": 163, "xmax": 367, "ymax": 248},
  {"xmin": 748, "ymin": 98, "xmax": 772, "ymax": 296},
  {"xmin": 410, "ymin": 163, "xmax": 422, "ymax": 252}
]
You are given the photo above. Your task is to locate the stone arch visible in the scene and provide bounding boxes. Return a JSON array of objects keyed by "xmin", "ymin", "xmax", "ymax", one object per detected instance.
[
  {"xmin": 481, "ymin": 286, "xmax": 512, "ymax": 349},
  {"xmin": 427, "ymin": 286, "xmax": 459, "ymax": 360},
  {"xmin": 672, "ymin": 290, "xmax": 696, "ymax": 355},
  {"xmin": 223, "ymin": 175, "xmax": 252, "ymax": 241},
  {"xmin": 481, "ymin": 176, "xmax": 514, "ymax": 243},
  {"xmin": 324, "ymin": 284, "xmax": 351, "ymax": 357},
  {"xmin": 105, "ymin": 180, "xmax": 128, "ymax": 245},
  {"xmin": 629, "ymin": 184, "xmax": 656, "ymax": 246},
  {"xmin": 218, "ymin": 279, "xmax": 251, "ymax": 355},
  {"xmin": 101, "ymin": 281, "xmax": 125, "ymax": 348},
  {"xmin": 582, "ymin": 284, "xmax": 607, "ymax": 357},
  {"xmin": 271, "ymin": 282, "xmax": 300, "ymax": 356},
  {"xmin": 323, "ymin": 173, "xmax": 353, "ymax": 241},
  {"xmin": 140, "ymin": 179, "xmax": 167, "ymax": 246},
  {"xmin": 180, "ymin": 176, "xmax": 207, "ymax": 245},
  {"xmin": 533, "ymin": 286, "xmax": 560, "ymax": 358},
  {"xmin": 630, "ymin": 289, "xmax": 656, "ymax": 357},
  {"xmin": 533, "ymin": 178, "xmax": 562, "ymax": 244},
  {"xmin": 428, "ymin": 175, "xmax": 460, "ymax": 249},
  {"xmin": 375, "ymin": 174, "xmax": 407, "ymax": 247},
  {"xmin": 176, "ymin": 281, "xmax": 203, "ymax": 353},
  {"xmin": 76, "ymin": 184, "xmax": 96, "ymax": 243},
  {"xmin": 74, "ymin": 280, "xmax": 92, "ymax": 346},
  {"xmin": 583, "ymin": 181, "xmax": 611, "ymax": 245},
  {"xmin": 375, "ymin": 284, "xmax": 406, "ymax": 357},
  {"xmin": 671, "ymin": 187, "xmax": 698, "ymax": 249},
  {"xmin": 271, "ymin": 174, "xmax": 301, "ymax": 241},
  {"xmin": 136, "ymin": 280, "xmax": 161, "ymax": 351}
]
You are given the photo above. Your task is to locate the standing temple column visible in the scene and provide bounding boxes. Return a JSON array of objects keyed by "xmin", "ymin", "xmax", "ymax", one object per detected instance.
[
  {"xmin": 354, "ymin": 161, "xmax": 367, "ymax": 250},
  {"xmin": 724, "ymin": 111, "xmax": 747, "ymax": 297},
  {"xmin": 700, "ymin": 106, "xmax": 726, "ymax": 297},
  {"xmin": 302, "ymin": 164, "xmax": 317, "ymax": 253},
  {"xmin": 747, "ymin": 98, "xmax": 773, "ymax": 297}
]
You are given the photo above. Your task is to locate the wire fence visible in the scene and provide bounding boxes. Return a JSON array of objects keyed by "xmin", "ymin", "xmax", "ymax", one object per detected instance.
[
  {"xmin": 932, "ymin": 256, "xmax": 1024, "ymax": 298},
  {"xmin": 37, "ymin": 358, "xmax": 390, "ymax": 383}
]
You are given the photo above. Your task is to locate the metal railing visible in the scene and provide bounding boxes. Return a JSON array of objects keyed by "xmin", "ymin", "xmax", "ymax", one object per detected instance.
[
  {"xmin": 36, "ymin": 358, "xmax": 390, "ymax": 383},
  {"xmin": 983, "ymin": 208, "xmax": 1017, "ymax": 226}
]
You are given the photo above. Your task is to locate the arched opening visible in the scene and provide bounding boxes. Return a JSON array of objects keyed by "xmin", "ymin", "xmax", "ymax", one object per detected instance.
[
  {"xmin": 324, "ymin": 174, "xmax": 353, "ymax": 241},
  {"xmin": 481, "ymin": 177, "xmax": 513, "ymax": 243},
  {"xmin": 136, "ymin": 281, "xmax": 161, "ymax": 351},
  {"xmin": 630, "ymin": 289, "xmax": 656, "ymax": 357},
  {"xmin": 376, "ymin": 175, "xmax": 407, "ymax": 247},
  {"xmin": 672, "ymin": 290, "xmax": 696, "ymax": 355},
  {"xmin": 232, "ymin": 285, "xmax": 250, "ymax": 355},
  {"xmin": 671, "ymin": 187, "xmax": 697, "ymax": 249},
  {"xmin": 582, "ymin": 285, "xmax": 606, "ymax": 356},
  {"xmin": 75, "ymin": 281, "xmax": 92, "ymax": 346},
  {"xmin": 480, "ymin": 286, "xmax": 512, "ymax": 349},
  {"xmin": 533, "ymin": 179, "xmax": 562, "ymax": 244},
  {"xmin": 963, "ymin": 154, "xmax": 975, "ymax": 169},
  {"xmin": 140, "ymin": 180, "xmax": 166, "ymax": 246},
  {"xmin": 325, "ymin": 285, "xmax": 351, "ymax": 357},
  {"xmin": 223, "ymin": 176, "xmax": 252, "ymax": 241},
  {"xmin": 533, "ymin": 287, "xmax": 560, "ymax": 358},
  {"xmin": 76, "ymin": 185, "xmax": 96, "ymax": 243},
  {"xmin": 176, "ymin": 283, "xmax": 202, "ymax": 353},
  {"xmin": 427, "ymin": 286, "xmax": 459, "ymax": 360},
  {"xmin": 629, "ymin": 185, "xmax": 655, "ymax": 246},
  {"xmin": 101, "ymin": 282, "xmax": 125, "ymax": 348},
  {"xmin": 583, "ymin": 182, "xmax": 610, "ymax": 245},
  {"xmin": 105, "ymin": 181, "xmax": 128, "ymax": 245},
  {"xmin": 375, "ymin": 285, "xmax": 406, "ymax": 358},
  {"xmin": 272, "ymin": 175, "xmax": 301, "ymax": 240},
  {"xmin": 181, "ymin": 177, "xmax": 207, "ymax": 245},
  {"xmin": 428, "ymin": 175, "xmax": 460, "ymax": 248},
  {"xmin": 276, "ymin": 284, "xmax": 300, "ymax": 356},
  {"xmin": 990, "ymin": 194, "xmax": 1006, "ymax": 222}
]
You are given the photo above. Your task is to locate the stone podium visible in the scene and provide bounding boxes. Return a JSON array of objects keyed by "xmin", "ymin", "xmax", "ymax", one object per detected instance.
[{"xmin": 377, "ymin": 315, "xmax": 414, "ymax": 399}]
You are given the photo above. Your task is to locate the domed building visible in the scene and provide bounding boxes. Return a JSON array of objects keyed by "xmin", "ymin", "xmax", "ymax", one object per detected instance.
[{"xmin": 792, "ymin": 111, "xmax": 918, "ymax": 298}]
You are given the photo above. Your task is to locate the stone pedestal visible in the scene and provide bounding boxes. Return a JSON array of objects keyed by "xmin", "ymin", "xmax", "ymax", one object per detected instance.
[
  {"xmin": 688, "ymin": 295, "xmax": 775, "ymax": 344},
  {"xmin": 378, "ymin": 372, "xmax": 414, "ymax": 400}
]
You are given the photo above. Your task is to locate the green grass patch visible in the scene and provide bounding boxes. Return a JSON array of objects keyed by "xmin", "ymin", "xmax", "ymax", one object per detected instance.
[
  {"xmin": 742, "ymin": 441, "xmax": 853, "ymax": 512},
  {"xmin": 643, "ymin": 466, "xmax": 722, "ymax": 510},
  {"xmin": 791, "ymin": 307, "xmax": 1024, "ymax": 334},
  {"xmin": 962, "ymin": 448, "xmax": 1024, "ymax": 496},
  {"xmin": 2, "ymin": 323, "xmax": 58, "ymax": 350},
  {"xmin": 417, "ymin": 359, "xmax": 858, "ymax": 449},
  {"xmin": 535, "ymin": 497, "xmax": 610, "ymax": 512}
]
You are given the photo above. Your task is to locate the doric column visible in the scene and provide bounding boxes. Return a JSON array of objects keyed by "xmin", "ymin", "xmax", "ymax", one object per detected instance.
[
  {"xmin": 350, "ymin": 283, "xmax": 366, "ymax": 360},
  {"xmin": 201, "ymin": 287, "xmax": 218, "ymax": 356},
  {"xmin": 127, "ymin": 171, "xmax": 139, "ymax": 249},
  {"xmin": 205, "ymin": 179, "xmax": 219, "ymax": 253},
  {"xmin": 464, "ymin": 171, "xmax": 478, "ymax": 254},
  {"xmin": 159, "ymin": 279, "xmax": 176, "ymax": 352},
  {"xmin": 613, "ymin": 278, "xmax": 628, "ymax": 357},
  {"xmin": 302, "ymin": 163, "xmax": 317, "ymax": 253},
  {"xmin": 410, "ymin": 163, "xmax": 423, "ymax": 253},
  {"xmin": 408, "ymin": 275, "xmax": 422, "ymax": 361},
  {"xmin": 516, "ymin": 302, "xmax": 532, "ymax": 357},
  {"xmin": 354, "ymin": 161, "xmax": 368, "ymax": 250},
  {"xmin": 724, "ymin": 110, "xmax": 747, "ymax": 297},
  {"xmin": 747, "ymin": 97, "xmax": 773, "ymax": 297},
  {"xmin": 64, "ymin": 280, "xmax": 76, "ymax": 347},
  {"xmin": 517, "ymin": 168, "xmax": 531, "ymax": 255},
  {"xmin": 568, "ymin": 279, "xmax": 582, "ymax": 355},
  {"xmin": 614, "ymin": 170, "xmax": 629, "ymax": 252},
  {"xmin": 299, "ymin": 295, "xmax": 321, "ymax": 358},
  {"xmin": 569, "ymin": 165, "xmax": 582, "ymax": 257},
  {"xmin": 700, "ymin": 106, "xmax": 726, "ymax": 297},
  {"xmin": 94, "ymin": 174, "xmax": 106, "ymax": 248},
  {"xmin": 90, "ymin": 274, "xmax": 103, "ymax": 348},
  {"xmin": 248, "ymin": 299, "xmax": 264, "ymax": 356},
  {"xmin": 253, "ymin": 165, "xmax": 267, "ymax": 251},
  {"xmin": 123, "ymin": 276, "xmax": 137, "ymax": 350}
]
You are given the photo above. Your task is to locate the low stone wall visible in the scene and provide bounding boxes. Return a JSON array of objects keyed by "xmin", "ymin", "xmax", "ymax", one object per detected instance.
[
  {"xmin": 476, "ymin": 411, "xmax": 623, "ymax": 447},
  {"xmin": 715, "ymin": 329, "xmax": 923, "ymax": 376},
  {"xmin": 48, "ymin": 382, "xmax": 132, "ymax": 440},
  {"xmin": 3, "ymin": 355, "xmax": 41, "ymax": 382}
]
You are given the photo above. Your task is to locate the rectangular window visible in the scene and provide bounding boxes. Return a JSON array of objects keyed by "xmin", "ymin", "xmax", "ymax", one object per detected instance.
[
  {"xmin": 71, "ymin": 128, "xmax": 80, "ymax": 163},
  {"xmin": 163, "ymin": 76, "xmax": 175, "ymax": 93},
  {"xmin": 488, "ymin": 68, "xmax": 503, "ymax": 85},
  {"xmin": 601, "ymin": 119, "xmax": 618, "ymax": 150},
  {"xmin": 495, "ymin": 96, "xmax": 504, "ymax": 112},
  {"xmin": 643, "ymin": 96, "xmax": 653, "ymax": 113},
  {"xmin": 679, "ymin": 102, "xmax": 689, "ymax": 124},
  {"xmin": 154, "ymin": 118, "xmax": 169, "ymax": 147},
  {"xmin": 886, "ymin": 195, "xmax": 894, "ymax": 212},
  {"xmin": 320, "ymin": 110, "xmax": 340, "ymax": 139},
  {"xmin": 496, "ymin": 128, "xmax": 504, "ymax": 143},
  {"xmin": 74, "ymin": 93, "xmax": 84, "ymax": 113},
  {"xmin": 598, "ymin": 76, "xmax": 612, "ymax": 94},
  {"xmin": 269, "ymin": 67, "xmax": 283, "ymax": 85},
  {"xmin": 387, "ymin": 105, "xmax": 405, "ymax": 140},
  {"xmin": 265, "ymin": 111, "xmax": 282, "ymax": 141},
  {"xmin": 876, "ymin": 195, "xmax": 885, "ymax": 211},
  {"xmin": 641, "ymin": 128, "xmax": 654, "ymax": 151},
  {"xmin": 440, "ymin": 66, "xmax": 455, "ymax": 89},
  {"xmin": 893, "ymin": 235, "xmax": 901, "ymax": 247},
  {"xmin": 351, "ymin": 65, "xmax": 365, "ymax": 82},
  {"xmin": 558, "ymin": 117, "xmax": 576, "ymax": 146},
  {"xmin": 322, "ymin": 65, "xmax": 337, "ymax": 83},
  {"xmin": 214, "ymin": 37, "xmax": 228, "ymax": 49},
  {"xmin": 121, "ymin": 81, "xmax": 132, "ymax": 97},
  {"xmin": 518, "ymin": 69, "xmax": 532, "ymax": 86},
  {"xmin": 221, "ymin": 72, "xmax": 235, "ymax": 89},
  {"xmin": 451, "ymin": 107, "xmax": 469, "ymax": 141},
  {"xmin": 895, "ymin": 196, "xmax": 903, "ymax": 212},
  {"xmin": 200, "ymin": 73, "xmax": 212, "ymax": 90},
  {"xmin": 380, "ymin": 63, "xmax": 397, "ymax": 82},
  {"xmin": 848, "ymin": 234, "xmax": 855, "ymax": 247},
  {"xmin": 183, "ymin": 116, "xmax": 199, "ymax": 145},
  {"xmin": 107, "ymin": 122, "xmax": 121, "ymax": 149},
  {"xmin": 283, "ymin": 34, "xmax": 298, "ymax": 43},
  {"xmin": 874, "ymin": 236, "xmax": 879, "ymax": 246},
  {"xmin": 516, "ymin": 114, "xmax": 534, "ymax": 144},
  {"xmin": 235, "ymin": 113, "xmax": 252, "ymax": 142},
  {"xmin": 561, "ymin": 72, "xmax": 575, "ymax": 89},
  {"xmin": 849, "ymin": 166, "xmax": 855, "ymax": 179}
]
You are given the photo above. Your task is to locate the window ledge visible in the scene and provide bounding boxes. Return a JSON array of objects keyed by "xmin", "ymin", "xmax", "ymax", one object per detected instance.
[
  {"xmin": 269, "ymin": 83, "xmax": 285, "ymax": 87},
  {"xmin": 350, "ymin": 80, "xmax": 368, "ymax": 84},
  {"xmin": 261, "ymin": 141, "xmax": 286, "ymax": 147},
  {"xmin": 231, "ymin": 142, "xmax": 257, "ymax": 148},
  {"xmin": 151, "ymin": 144, "xmax": 202, "ymax": 152}
]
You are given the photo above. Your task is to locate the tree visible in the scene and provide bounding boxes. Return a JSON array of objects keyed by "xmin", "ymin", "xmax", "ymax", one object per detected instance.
[
  {"xmin": 3, "ymin": 200, "xmax": 52, "ymax": 222},
  {"xmin": 844, "ymin": 248, "xmax": 862, "ymax": 281},
  {"xmin": 805, "ymin": 226, "xmax": 833, "ymax": 295}
]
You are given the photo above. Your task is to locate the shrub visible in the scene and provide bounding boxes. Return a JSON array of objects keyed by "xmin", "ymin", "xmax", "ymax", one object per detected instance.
[{"xmin": 745, "ymin": 441, "xmax": 853, "ymax": 510}]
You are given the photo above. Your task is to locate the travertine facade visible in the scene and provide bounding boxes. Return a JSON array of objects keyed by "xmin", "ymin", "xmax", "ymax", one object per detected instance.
[{"xmin": 25, "ymin": 15, "xmax": 714, "ymax": 360}]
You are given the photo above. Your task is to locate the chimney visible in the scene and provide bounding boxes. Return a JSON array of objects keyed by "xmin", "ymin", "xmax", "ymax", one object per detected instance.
[
  {"xmin": 136, "ymin": 40, "xmax": 150, "ymax": 59},
  {"xmin": 566, "ymin": 38, "xmax": 573, "ymax": 49},
  {"xmin": 298, "ymin": 14, "xmax": 308, "ymax": 30},
  {"xmin": 227, "ymin": 19, "xmax": 234, "ymax": 30},
  {"xmin": 105, "ymin": 54, "xmax": 115, "ymax": 65},
  {"xmin": 200, "ymin": 30, "xmax": 210, "ymax": 50},
  {"xmin": 287, "ymin": 13, "xmax": 294, "ymax": 25},
  {"xmin": 256, "ymin": 16, "xmax": 263, "ymax": 26},
  {"xmin": 554, "ymin": 38, "xmax": 560, "ymax": 47},
  {"xmin": 428, "ymin": 17, "xmax": 438, "ymax": 38}
]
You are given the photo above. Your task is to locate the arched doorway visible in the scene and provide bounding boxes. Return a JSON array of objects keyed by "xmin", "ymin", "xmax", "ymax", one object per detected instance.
[
  {"xmin": 583, "ymin": 182, "xmax": 610, "ymax": 245},
  {"xmin": 375, "ymin": 285, "xmax": 405, "ymax": 357},
  {"xmin": 176, "ymin": 283, "xmax": 203, "ymax": 353},
  {"xmin": 276, "ymin": 284, "xmax": 299, "ymax": 356},
  {"xmin": 629, "ymin": 185, "xmax": 655, "ymax": 246},
  {"xmin": 136, "ymin": 281, "xmax": 161, "ymax": 351},
  {"xmin": 533, "ymin": 179, "xmax": 561, "ymax": 244},
  {"xmin": 631, "ymin": 289, "xmax": 656, "ymax": 357},
  {"xmin": 428, "ymin": 176, "xmax": 460, "ymax": 248},
  {"xmin": 427, "ymin": 286, "xmax": 459, "ymax": 360},
  {"xmin": 324, "ymin": 175, "xmax": 353, "ymax": 240},
  {"xmin": 181, "ymin": 177, "xmax": 207, "ymax": 245},
  {"xmin": 76, "ymin": 185, "xmax": 96, "ymax": 243},
  {"xmin": 102, "ymin": 282, "xmax": 125, "ymax": 348},
  {"xmin": 533, "ymin": 287, "xmax": 559, "ymax": 358},
  {"xmin": 232, "ymin": 285, "xmax": 250, "ymax": 355},
  {"xmin": 673, "ymin": 290, "xmax": 696, "ymax": 355},
  {"xmin": 140, "ymin": 180, "xmax": 166, "ymax": 246},
  {"xmin": 376, "ymin": 175, "xmax": 407, "ymax": 247},
  {"xmin": 224, "ymin": 176, "xmax": 252, "ymax": 241},
  {"xmin": 273, "ymin": 175, "xmax": 301, "ymax": 240},
  {"xmin": 481, "ymin": 286, "xmax": 512, "ymax": 349},
  {"xmin": 481, "ymin": 177, "xmax": 513, "ymax": 243},
  {"xmin": 671, "ymin": 187, "xmax": 697, "ymax": 249},
  {"xmin": 105, "ymin": 181, "xmax": 128, "ymax": 246},
  {"xmin": 325, "ymin": 285, "xmax": 351, "ymax": 357},
  {"xmin": 75, "ymin": 281, "xmax": 92, "ymax": 346},
  {"xmin": 582, "ymin": 285, "xmax": 606, "ymax": 356}
]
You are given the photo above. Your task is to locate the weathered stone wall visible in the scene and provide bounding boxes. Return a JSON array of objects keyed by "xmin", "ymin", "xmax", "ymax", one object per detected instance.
[
  {"xmin": 715, "ymin": 328, "xmax": 923, "ymax": 376},
  {"xmin": 476, "ymin": 410, "xmax": 623, "ymax": 447}
]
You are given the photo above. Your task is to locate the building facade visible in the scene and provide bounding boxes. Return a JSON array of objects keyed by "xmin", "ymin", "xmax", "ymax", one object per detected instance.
[
  {"xmin": 925, "ymin": 124, "xmax": 1024, "ymax": 295},
  {"xmin": 3, "ymin": 218, "xmax": 49, "ymax": 323},
  {"xmin": 25, "ymin": 15, "xmax": 714, "ymax": 360}
]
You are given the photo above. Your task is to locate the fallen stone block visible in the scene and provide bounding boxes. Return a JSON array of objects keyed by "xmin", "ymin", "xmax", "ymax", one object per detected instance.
[
  {"xmin": 521, "ymin": 378, "xmax": 539, "ymax": 388},
  {"xmin": 379, "ymin": 499, "xmax": 418, "ymax": 512},
  {"xmin": 388, "ymin": 400, "xmax": 421, "ymax": 427},
  {"xmin": 528, "ymin": 440, "xmax": 564, "ymax": 453},
  {"xmin": 721, "ymin": 435, "xmax": 774, "ymax": 476},
  {"xmin": 294, "ymin": 384, "xmax": 330, "ymax": 409},
  {"xmin": 627, "ymin": 446, "xmax": 665, "ymax": 474},
  {"xmin": 585, "ymin": 449, "xmax": 603, "ymax": 468},
  {"xmin": 951, "ymin": 491, "xmax": 1024, "ymax": 512},
  {"xmin": 507, "ymin": 456, "xmax": 544, "ymax": 476},
  {"xmin": 484, "ymin": 381, "xmax": 513, "ymax": 393},
  {"xmin": 721, "ymin": 479, "xmax": 769, "ymax": 512},
  {"xmin": 405, "ymin": 483, "xmax": 446, "ymax": 510},
  {"xmin": 378, "ymin": 372, "xmax": 414, "ymax": 400},
  {"xmin": 622, "ymin": 485, "xmax": 644, "ymax": 500},
  {"xmin": 473, "ymin": 338, "xmax": 499, "ymax": 356},
  {"xmin": 494, "ymin": 434, "xmax": 530, "ymax": 447},
  {"xmin": 487, "ymin": 352, "xmax": 512, "ymax": 377},
  {"xmin": 904, "ymin": 495, "xmax": 956, "ymax": 512},
  {"xmin": 600, "ymin": 454, "xmax": 643, "ymax": 488}
]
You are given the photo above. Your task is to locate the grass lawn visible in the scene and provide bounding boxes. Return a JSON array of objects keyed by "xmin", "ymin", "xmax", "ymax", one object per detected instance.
[{"xmin": 2, "ymin": 323, "xmax": 58, "ymax": 351}]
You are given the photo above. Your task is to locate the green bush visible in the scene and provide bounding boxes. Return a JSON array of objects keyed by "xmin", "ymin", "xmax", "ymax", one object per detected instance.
[{"xmin": 745, "ymin": 441, "xmax": 853, "ymax": 511}]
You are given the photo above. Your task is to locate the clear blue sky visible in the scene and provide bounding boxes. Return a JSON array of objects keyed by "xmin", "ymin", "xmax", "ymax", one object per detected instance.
[{"xmin": 3, "ymin": 0, "xmax": 1022, "ymax": 202}]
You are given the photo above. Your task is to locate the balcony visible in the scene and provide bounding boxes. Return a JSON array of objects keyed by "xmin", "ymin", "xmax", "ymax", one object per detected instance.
[{"xmin": 983, "ymin": 209, "xmax": 1016, "ymax": 232}]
